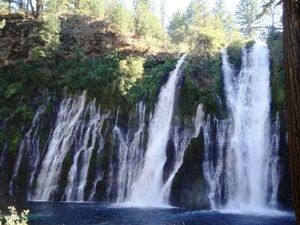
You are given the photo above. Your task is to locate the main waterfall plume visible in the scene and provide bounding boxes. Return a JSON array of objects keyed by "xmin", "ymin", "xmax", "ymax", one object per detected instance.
[{"xmin": 203, "ymin": 44, "xmax": 281, "ymax": 212}]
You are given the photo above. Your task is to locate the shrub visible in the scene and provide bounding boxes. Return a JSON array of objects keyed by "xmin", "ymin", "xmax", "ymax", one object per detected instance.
[{"xmin": 0, "ymin": 206, "xmax": 29, "ymax": 225}]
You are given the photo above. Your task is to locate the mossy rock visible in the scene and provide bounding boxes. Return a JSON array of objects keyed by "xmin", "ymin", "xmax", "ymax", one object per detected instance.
[{"xmin": 170, "ymin": 133, "xmax": 210, "ymax": 209}]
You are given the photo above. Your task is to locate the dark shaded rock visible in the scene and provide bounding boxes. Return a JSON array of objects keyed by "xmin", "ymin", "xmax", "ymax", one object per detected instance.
[
  {"xmin": 170, "ymin": 132, "xmax": 210, "ymax": 209},
  {"xmin": 163, "ymin": 139, "xmax": 176, "ymax": 182}
]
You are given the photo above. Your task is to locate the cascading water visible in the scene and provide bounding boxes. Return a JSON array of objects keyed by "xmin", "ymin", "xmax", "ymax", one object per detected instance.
[
  {"xmin": 161, "ymin": 104, "xmax": 205, "ymax": 203},
  {"xmin": 218, "ymin": 44, "xmax": 280, "ymax": 211},
  {"xmin": 87, "ymin": 137, "xmax": 106, "ymax": 202},
  {"xmin": 129, "ymin": 54, "xmax": 187, "ymax": 206},
  {"xmin": 114, "ymin": 102, "xmax": 146, "ymax": 203},
  {"xmin": 63, "ymin": 101, "xmax": 109, "ymax": 201},
  {"xmin": 33, "ymin": 92, "xmax": 87, "ymax": 201},
  {"xmin": 203, "ymin": 117, "xmax": 231, "ymax": 209},
  {"xmin": 268, "ymin": 113, "xmax": 281, "ymax": 208},
  {"xmin": 33, "ymin": 92, "xmax": 110, "ymax": 201},
  {"xmin": 9, "ymin": 92, "xmax": 50, "ymax": 198}
]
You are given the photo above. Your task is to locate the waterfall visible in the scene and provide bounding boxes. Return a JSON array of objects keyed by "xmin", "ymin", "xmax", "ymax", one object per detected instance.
[
  {"xmin": 33, "ymin": 92, "xmax": 110, "ymax": 201},
  {"xmin": 9, "ymin": 92, "xmax": 50, "ymax": 198},
  {"xmin": 268, "ymin": 113, "xmax": 281, "ymax": 208},
  {"xmin": 33, "ymin": 92, "xmax": 87, "ymax": 201},
  {"xmin": 114, "ymin": 102, "xmax": 146, "ymax": 203},
  {"xmin": 203, "ymin": 117, "xmax": 231, "ymax": 209},
  {"xmin": 1, "ymin": 42, "xmax": 287, "ymax": 209},
  {"xmin": 88, "ymin": 137, "xmax": 106, "ymax": 201},
  {"xmin": 129, "ymin": 54, "xmax": 187, "ymax": 206},
  {"xmin": 218, "ymin": 44, "xmax": 280, "ymax": 211},
  {"xmin": 194, "ymin": 104, "xmax": 205, "ymax": 137},
  {"xmin": 63, "ymin": 101, "xmax": 109, "ymax": 202},
  {"xmin": 161, "ymin": 104, "xmax": 205, "ymax": 203},
  {"xmin": 0, "ymin": 143, "xmax": 7, "ymax": 169}
]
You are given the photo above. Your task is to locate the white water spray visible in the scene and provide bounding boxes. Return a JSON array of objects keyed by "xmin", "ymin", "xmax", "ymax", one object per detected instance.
[
  {"xmin": 129, "ymin": 54, "xmax": 187, "ymax": 206},
  {"xmin": 33, "ymin": 92, "xmax": 87, "ymax": 201},
  {"xmin": 222, "ymin": 44, "xmax": 277, "ymax": 211},
  {"xmin": 114, "ymin": 102, "xmax": 146, "ymax": 203},
  {"xmin": 9, "ymin": 92, "xmax": 50, "ymax": 198},
  {"xmin": 64, "ymin": 102, "xmax": 109, "ymax": 201}
]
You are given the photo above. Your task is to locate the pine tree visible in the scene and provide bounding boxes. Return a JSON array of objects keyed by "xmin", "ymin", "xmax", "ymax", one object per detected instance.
[
  {"xmin": 185, "ymin": 0, "xmax": 207, "ymax": 28},
  {"xmin": 132, "ymin": 0, "xmax": 164, "ymax": 47},
  {"xmin": 213, "ymin": 0, "xmax": 234, "ymax": 33},
  {"xmin": 167, "ymin": 10, "xmax": 187, "ymax": 45},
  {"xmin": 235, "ymin": 0, "xmax": 260, "ymax": 38},
  {"xmin": 106, "ymin": 0, "xmax": 133, "ymax": 34},
  {"xmin": 160, "ymin": 0, "xmax": 166, "ymax": 28}
]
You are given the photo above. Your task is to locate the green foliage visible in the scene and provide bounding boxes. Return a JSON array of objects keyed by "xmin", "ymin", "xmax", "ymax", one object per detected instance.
[
  {"xmin": 0, "ymin": 60, "xmax": 56, "ymax": 156},
  {"xmin": 213, "ymin": 0, "xmax": 237, "ymax": 39},
  {"xmin": 178, "ymin": 69, "xmax": 201, "ymax": 116},
  {"xmin": 0, "ymin": 19, "xmax": 5, "ymax": 28},
  {"xmin": 167, "ymin": 0, "xmax": 233, "ymax": 53},
  {"xmin": 267, "ymin": 30, "xmax": 285, "ymax": 115},
  {"xmin": 227, "ymin": 40, "xmax": 243, "ymax": 69},
  {"xmin": 133, "ymin": 0, "xmax": 164, "ymax": 49},
  {"xmin": 0, "ymin": 1, "xmax": 8, "ymax": 13},
  {"xmin": 180, "ymin": 59, "xmax": 219, "ymax": 116},
  {"xmin": 118, "ymin": 56, "xmax": 145, "ymax": 95},
  {"xmin": 105, "ymin": 0, "xmax": 133, "ymax": 34},
  {"xmin": 185, "ymin": 0, "xmax": 207, "ymax": 28},
  {"xmin": 57, "ymin": 54, "xmax": 146, "ymax": 109},
  {"xmin": 43, "ymin": 0, "xmax": 69, "ymax": 13},
  {"xmin": 10, "ymin": 132, "xmax": 22, "ymax": 154},
  {"xmin": 74, "ymin": 0, "xmax": 105, "ymax": 18},
  {"xmin": 0, "ymin": 206, "xmax": 29, "ymax": 225},
  {"xmin": 213, "ymin": 0, "xmax": 228, "ymax": 24},
  {"xmin": 127, "ymin": 59, "xmax": 177, "ymax": 108},
  {"xmin": 226, "ymin": 39, "xmax": 255, "ymax": 70},
  {"xmin": 31, "ymin": 14, "xmax": 61, "ymax": 59},
  {"xmin": 235, "ymin": 0, "xmax": 260, "ymax": 38},
  {"xmin": 5, "ymin": 82, "xmax": 22, "ymax": 99},
  {"xmin": 245, "ymin": 39, "xmax": 255, "ymax": 49},
  {"xmin": 167, "ymin": 11, "xmax": 187, "ymax": 46},
  {"xmin": 179, "ymin": 33, "xmax": 223, "ymax": 117}
]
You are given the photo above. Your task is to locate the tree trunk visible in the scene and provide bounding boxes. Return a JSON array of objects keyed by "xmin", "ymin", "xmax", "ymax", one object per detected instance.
[
  {"xmin": 29, "ymin": 0, "xmax": 36, "ymax": 18},
  {"xmin": 36, "ymin": 0, "xmax": 41, "ymax": 18},
  {"xmin": 282, "ymin": 0, "xmax": 300, "ymax": 223}
]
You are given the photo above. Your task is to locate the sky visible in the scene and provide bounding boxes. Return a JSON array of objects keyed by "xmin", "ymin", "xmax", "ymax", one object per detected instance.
[{"xmin": 124, "ymin": 0, "xmax": 239, "ymax": 24}]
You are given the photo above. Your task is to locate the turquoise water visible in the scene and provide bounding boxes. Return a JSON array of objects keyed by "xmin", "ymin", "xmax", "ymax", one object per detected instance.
[{"xmin": 2, "ymin": 202, "xmax": 295, "ymax": 225}]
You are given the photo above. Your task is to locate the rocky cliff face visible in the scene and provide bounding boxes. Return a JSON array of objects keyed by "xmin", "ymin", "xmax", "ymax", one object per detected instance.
[
  {"xmin": 59, "ymin": 13, "xmax": 149, "ymax": 60},
  {"xmin": 0, "ymin": 14, "xmax": 40, "ymax": 66},
  {"xmin": 0, "ymin": 13, "xmax": 149, "ymax": 67}
]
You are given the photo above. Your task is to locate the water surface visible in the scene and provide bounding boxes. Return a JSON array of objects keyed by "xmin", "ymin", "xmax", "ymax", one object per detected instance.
[{"xmin": 7, "ymin": 202, "xmax": 295, "ymax": 225}]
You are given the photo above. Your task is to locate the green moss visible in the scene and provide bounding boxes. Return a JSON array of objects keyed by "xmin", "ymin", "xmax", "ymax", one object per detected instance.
[
  {"xmin": 227, "ymin": 40, "xmax": 243, "ymax": 69},
  {"xmin": 9, "ymin": 129, "xmax": 22, "ymax": 154},
  {"xmin": 245, "ymin": 40, "xmax": 255, "ymax": 49},
  {"xmin": 188, "ymin": 199, "xmax": 194, "ymax": 208},
  {"xmin": 178, "ymin": 51, "xmax": 221, "ymax": 118},
  {"xmin": 127, "ymin": 59, "xmax": 177, "ymax": 110},
  {"xmin": 170, "ymin": 136, "xmax": 209, "ymax": 209},
  {"xmin": 267, "ymin": 30, "xmax": 285, "ymax": 117}
]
